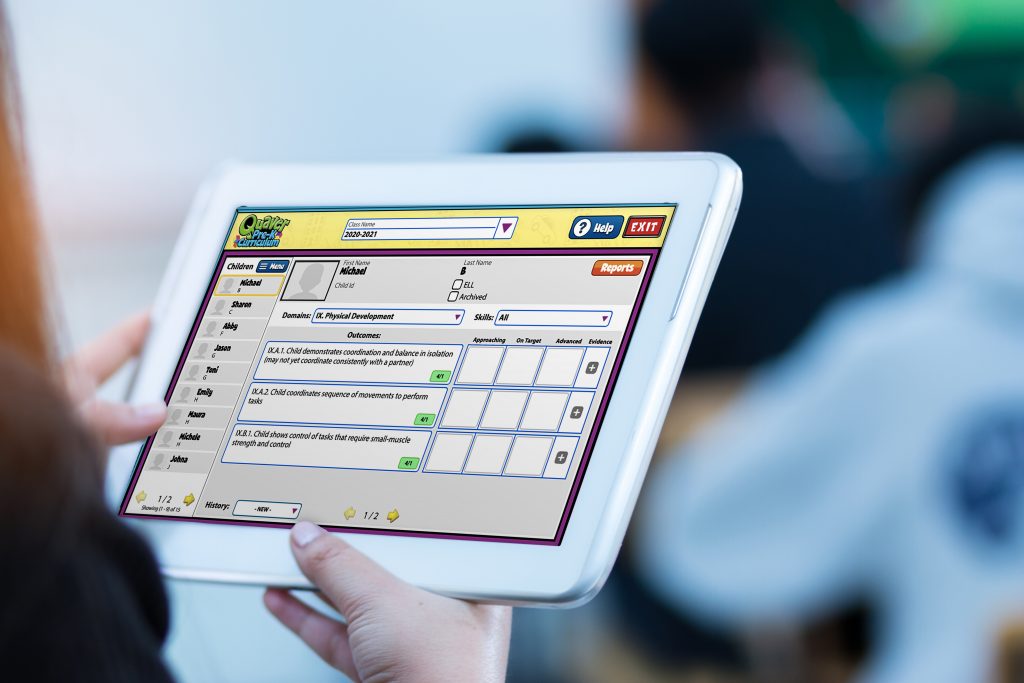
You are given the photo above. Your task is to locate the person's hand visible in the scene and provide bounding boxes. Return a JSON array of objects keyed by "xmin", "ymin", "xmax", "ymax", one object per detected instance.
[
  {"xmin": 264, "ymin": 522, "xmax": 512, "ymax": 682},
  {"xmin": 64, "ymin": 311, "xmax": 167, "ymax": 446}
]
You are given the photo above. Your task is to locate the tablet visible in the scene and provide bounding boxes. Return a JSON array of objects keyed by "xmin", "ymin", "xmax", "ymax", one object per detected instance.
[{"xmin": 107, "ymin": 153, "xmax": 741, "ymax": 605}]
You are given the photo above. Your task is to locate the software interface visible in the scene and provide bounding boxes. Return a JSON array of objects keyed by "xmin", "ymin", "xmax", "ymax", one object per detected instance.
[{"xmin": 120, "ymin": 205, "xmax": 675, "ymax": 542}]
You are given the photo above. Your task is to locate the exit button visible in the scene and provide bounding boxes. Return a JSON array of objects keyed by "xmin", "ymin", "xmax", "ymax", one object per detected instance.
[{"xmin": 624, "ymin": 215, "xmax": 666, "ymax": 238}]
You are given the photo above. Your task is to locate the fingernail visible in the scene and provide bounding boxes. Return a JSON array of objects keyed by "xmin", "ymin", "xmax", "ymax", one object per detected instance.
[
  {"xmin": 135, "ymin": 402, "xmax": 167, "ymax": 421},
  {"xmin": 292, "ymin": 521, "xmax": 325, "ymax": 548}
]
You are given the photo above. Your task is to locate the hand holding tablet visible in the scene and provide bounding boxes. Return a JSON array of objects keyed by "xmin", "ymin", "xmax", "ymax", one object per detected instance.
[
  {"xmin": 107, "ymin": 153, "xmax": 740, "ymax": 604},
  {"xmin": 264, "ymin": 521, "xmax": 512, "ymax": 680}
]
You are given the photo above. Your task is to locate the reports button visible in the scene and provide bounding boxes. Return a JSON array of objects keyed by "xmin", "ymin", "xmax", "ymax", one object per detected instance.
[{"xmin": 591, "ymin": 260, "xmax": 644, "ymax": 276}]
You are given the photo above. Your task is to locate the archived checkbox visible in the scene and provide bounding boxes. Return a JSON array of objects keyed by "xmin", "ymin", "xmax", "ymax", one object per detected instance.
[{"xmin": 447, "ymin": 290, "xmax": 459, "ymax": 302}]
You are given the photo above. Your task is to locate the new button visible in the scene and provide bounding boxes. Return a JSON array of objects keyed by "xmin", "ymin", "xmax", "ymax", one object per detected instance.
[{"xmin": 569, "ymin": 216, "xmax": 623, "ymax": 239}]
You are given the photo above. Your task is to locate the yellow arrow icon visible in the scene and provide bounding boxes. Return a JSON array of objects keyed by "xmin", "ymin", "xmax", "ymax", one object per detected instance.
[
  {"xmin": 135, "ymin": 490, "xmax": 147, "ymax": 503},
  {"xmin": 183, "ymin": 492, "xmax": 196, "ymax": 506},
  {"xmin": 386, "ymin": 508, "xmax": 400, "ymax": 523},
  {"xmin": 343, "ymin": 506, "xmax": 356, "ymax": 520}
]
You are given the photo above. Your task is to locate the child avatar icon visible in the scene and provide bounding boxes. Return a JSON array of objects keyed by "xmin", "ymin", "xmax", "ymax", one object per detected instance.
[
  {"xmin": 166, "ymin": 408, "xmax": 183, "ymax": 425},
  {"xmin": 176, "ymin": 386, "xmax": 192, "ymax": 403},
  {"xmin": 157, "ymin": 430, "xmax": 174, "ymax": 448},
  {"xmin": 186, "ymin": 364, "xmax": 201, "ymax": 381},
  {"xmin": 202, "ymin": 320, "xmax": 218, "ymax": 336},
  {"xmin": 212, "ymin": 299, "xmax": 227, "ymax": 315},
  {"xmin": 286, "ymin": 262, "xmax": 328, "ymax": 300},
  {"xmin": 149, "ymin": 452, "xmax": 165, "ymax": 470},
  {"xmin": 220, "ymin": 278, "xmax": 235, "ymax": 294}
]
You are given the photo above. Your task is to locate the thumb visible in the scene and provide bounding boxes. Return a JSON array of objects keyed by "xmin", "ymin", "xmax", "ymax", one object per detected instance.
[{"xmin": 289, "ymin": 521, "xmax": 412, "ymax": 619}]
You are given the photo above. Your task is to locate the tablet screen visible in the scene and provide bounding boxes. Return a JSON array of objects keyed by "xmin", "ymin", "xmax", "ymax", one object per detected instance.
[{"xmin": 121, "ymin": 205, "xmax": 675, "ymax": 543}]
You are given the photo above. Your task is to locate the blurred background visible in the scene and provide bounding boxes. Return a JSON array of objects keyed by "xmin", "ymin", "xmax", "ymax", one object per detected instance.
[{"xmin": 9, "ymin": 0, "xmax": 1024, "ymax": 681}]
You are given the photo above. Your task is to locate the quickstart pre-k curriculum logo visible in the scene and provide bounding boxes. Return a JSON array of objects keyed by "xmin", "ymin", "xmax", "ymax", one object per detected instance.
[{"xmin": 234, "ymin": 214, "xmax": 289, "ymax": 248}]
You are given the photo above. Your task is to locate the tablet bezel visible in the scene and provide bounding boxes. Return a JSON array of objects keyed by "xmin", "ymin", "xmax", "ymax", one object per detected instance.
[{"xmin": 106, "ymin": 153, "xmax": 740, "ymax": 605}]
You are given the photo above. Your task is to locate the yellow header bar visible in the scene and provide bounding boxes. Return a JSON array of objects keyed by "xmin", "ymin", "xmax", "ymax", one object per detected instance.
[{"xmin": 224, "ymin": 206, "xmax": 675, "ymax": 250}]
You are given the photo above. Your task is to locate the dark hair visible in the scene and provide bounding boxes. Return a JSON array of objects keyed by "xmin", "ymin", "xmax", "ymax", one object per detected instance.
[
  {"xmin": 0, "ymin": 348, "xmax": 172, "ymax": 678},
  {"xmin": 638, "ymin": 0, "xmax": 765, "ymax": 116},
  {"xmin": 900, "ymin": 111, "xmax": 1024, "ymax": 236},
  {"xmin": 0, "ymin": 13, "xmax": 172, "ymax": 680},
  {"xmin": 0, "ymin": 346, "xmax": 104, "ymax": 620},
  {"xmin": 500, "ymin": 129, "xmax": 574, "ymax": 154}
]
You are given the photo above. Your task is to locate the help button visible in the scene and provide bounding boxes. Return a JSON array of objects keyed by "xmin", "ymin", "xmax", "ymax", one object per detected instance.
[{"xmin": 569, "ymin": 215, "xmax": 624, "ymax": 239}]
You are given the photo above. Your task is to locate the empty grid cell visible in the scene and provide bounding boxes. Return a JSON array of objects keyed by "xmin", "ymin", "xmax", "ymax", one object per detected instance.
[
  {"xmin": 519, "ymin": 392, "xmax": 569, "ymax": 431},
  {"xmin": 479, "ymin": 390, "xmax": 529, "ymax": 430},
  {"xmin": 463, "ymin": 434, "xmax": 514, "ymax": 475},
  {"xmin": 456, "ymin": 346, "xmax": 505, "ymax": 384},
  {"xmin": 558, "ymin": 392, "xmax": 595, "ymax": 433},
  {"xmin": 534, "ymin": 347, "xmax": 585, "ymax": 386},
  {"xmin": 495, "ymin": 346, "xmax": 544, "ymax": 385},
  {"xmin": 543, "ymin": 436, "xmax": 579, "ymax": 478},
  {"xmin": 440, "ymin": 389, "xmax": 488, "ymax": 428},
  {"xmin": 424, "ymin": 432, "xmax": 473, "ymax": 473},
  {"xmin": 503, "ymin": 436, "xmax": 554, "ymax": 477},
  {"xmin": 574, "ymin": 347, "xmax": 611, "ymax": 389}
]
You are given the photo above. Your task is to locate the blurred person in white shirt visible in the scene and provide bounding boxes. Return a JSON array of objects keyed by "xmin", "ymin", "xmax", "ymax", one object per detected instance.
[{"xmin": 636, "ymin": 123, "xmax": 1024, "ymax": 683}]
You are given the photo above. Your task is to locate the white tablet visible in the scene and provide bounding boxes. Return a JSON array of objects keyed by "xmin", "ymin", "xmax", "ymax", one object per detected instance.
[{"xmin": 107, "ymin": 153, "xmax": 740, "ymax": 605}]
